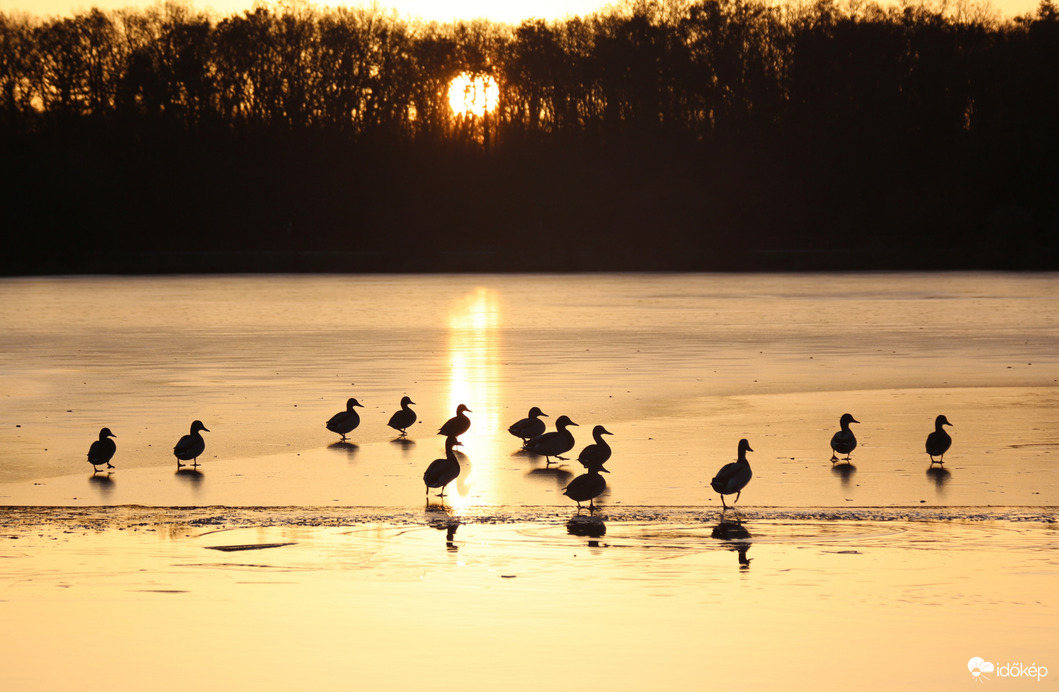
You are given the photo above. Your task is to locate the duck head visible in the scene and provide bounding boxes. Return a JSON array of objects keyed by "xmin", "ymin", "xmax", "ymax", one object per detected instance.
[
  {"xmin": 347, "ymin": 398, "xmax": 364, "ymax": 409},
  {"xmin": 839, "ymin": 413, "xmax": 860, "ymax": 427},
  {"xmin": 528, "ymin": 406, "xmax": 547, "ymax": 418},
  {"xmin": 191, "ymin": 420, "xmax": 210, "ymax": 434},
  {"xmin": 936, "ymin": 414, "xmax": 952, "ymax": 428},
  {"xmin": 99, "ymin": 427, "xmax": 116, "ymax": 439},
  {"xmin": 555, "ymin": 415, "xmax": 579, "ymax": 429}
]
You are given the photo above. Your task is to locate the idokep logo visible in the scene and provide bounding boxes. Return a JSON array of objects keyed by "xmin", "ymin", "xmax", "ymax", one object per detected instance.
[
  {"xmin": 969, "ymin": 658, "xmax": 996, "ymax": 681},
  {"xmin": 968, "ymin": 657, "xmax": 1049, "ymax": 683}
]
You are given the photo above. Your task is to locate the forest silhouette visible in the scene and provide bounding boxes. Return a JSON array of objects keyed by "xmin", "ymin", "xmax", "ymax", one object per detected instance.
[{"xmin": 2, "ymin": 0, "xmax": 1057, "ymax": 274}]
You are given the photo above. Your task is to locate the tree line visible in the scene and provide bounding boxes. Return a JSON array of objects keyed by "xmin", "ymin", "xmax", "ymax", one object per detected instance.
[{"xmin": 2, "ymin": 0, "xmax": 1057, "ymax": 273}]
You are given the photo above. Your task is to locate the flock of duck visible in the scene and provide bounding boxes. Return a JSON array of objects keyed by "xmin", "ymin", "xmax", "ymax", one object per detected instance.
[{"xmin": 85, "ymin": 401, "xmax": 954, "ymax": 512}]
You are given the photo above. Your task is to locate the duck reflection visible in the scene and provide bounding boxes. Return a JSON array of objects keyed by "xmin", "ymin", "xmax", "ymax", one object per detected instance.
[
  {"xmin": 567, "ymin": 514, "xmax": 607, "ymax": 538},
  {"xmin": 526, "ymin": 465, "xmax": 574, "ymax": 489},
  {"xmin": 831, "ymin": 461, "xmax": 856, "ymax": 486},
  {"xmin": 175, "ymin": 467, "xmax": 204, "ymax": 488},
  {"xmin": 328, "ymin": 441, "xmax": 359, "ymax": 458},
  {"xmin": 389, "ymin": 437, "xmax": 416, "ymax": 453},
  {"xmin": 88, "ymin": 472, "xmax": 115, "ymax": 498},
  {"xmin": 711, "ymin": 518, "xmax": 753, "ymax": 570},
  {"xmin": 926, "ymin": 465, "xmax": 952, "ymax": 493},
  {"xmin": 425, "ymin": 506, "xmax": 460, "ymax": 552}
]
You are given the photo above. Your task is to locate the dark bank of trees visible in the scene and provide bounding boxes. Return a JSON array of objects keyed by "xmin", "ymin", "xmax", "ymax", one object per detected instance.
[{"xmin": 2, "ymin": 0, "xmax": 1057, "ymax": 274}]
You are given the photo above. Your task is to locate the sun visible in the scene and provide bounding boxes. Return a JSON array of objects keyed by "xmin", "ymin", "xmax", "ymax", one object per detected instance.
[{"xmin": 447, "ymin": 72, "xmax": 500, "ymax": 118}]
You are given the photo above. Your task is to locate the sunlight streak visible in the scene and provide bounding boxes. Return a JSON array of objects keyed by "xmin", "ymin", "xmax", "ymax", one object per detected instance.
[{"xmin": 446, "ymin": 287, "xmax": 503, "ymax": 511}]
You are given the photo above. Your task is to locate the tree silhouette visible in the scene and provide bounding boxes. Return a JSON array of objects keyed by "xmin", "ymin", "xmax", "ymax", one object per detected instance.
[{"xmin": 0, "ymin": 0, "xmax": 1055, "ymax": 273}]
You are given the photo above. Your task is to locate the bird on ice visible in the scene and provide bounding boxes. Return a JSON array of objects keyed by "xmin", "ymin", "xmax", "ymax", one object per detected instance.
[
  {"xmin": 438, "ymin": 404, "xmax": 472, "ymax": 440},
  {"xmin": 326, "ymin": 397, "xmax": 363, "ymax": 441},
  {"xmin": 925, "ymin": 414, "xmax": 953, "ymax": 464},
  {"xmin": 829, "ymin": 413, "xmax": 860, "ymax": 463},
  {"xmin": 87, "ymin": 427, "xmax": 117, "ymax": 472},
  {"xmin": 710, "ymin": 438, "xmax": 754, "ymax": 510},
  {"xmin": 423, "ymin": 436, "xmax": 462, "ymax": 497},
  {"xmin": 387, "ymin": 396, "xmax": 418, "ymax": 436},
  {"xmin": 508, "ymin": 406, "xmax": 548, "ymax": 446},
  {"xmin": 174, "ymin": 420, "xmax": 209, "ymax": 468},
  {"xmin": 525, "ymin": 415, "xmax": 579, "ymax": 465}
]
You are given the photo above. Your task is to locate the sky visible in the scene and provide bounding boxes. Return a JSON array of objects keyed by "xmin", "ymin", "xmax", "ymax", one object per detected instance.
[
  {"xmin": 0, "ymin": 0, "xmax": 1046, "ymax": 21},
  {"xmin": 2, "ymin": 0, "xmax": 612, "ymax": 22}
]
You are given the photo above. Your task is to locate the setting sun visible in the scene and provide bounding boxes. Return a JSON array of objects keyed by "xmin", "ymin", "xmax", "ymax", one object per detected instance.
[{"xmin": 447, "ymin": 73, "xmax": 500, "ymax": 118}]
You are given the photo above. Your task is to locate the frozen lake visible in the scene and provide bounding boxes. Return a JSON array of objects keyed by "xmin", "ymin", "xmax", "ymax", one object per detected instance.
[
  {"xmin": 1, "ymin": 272, "xmax": 1057, "ymax": 690},
  {"xmin": 1, "ymin": 272, "xmax": 1056, "ymax": 508}
]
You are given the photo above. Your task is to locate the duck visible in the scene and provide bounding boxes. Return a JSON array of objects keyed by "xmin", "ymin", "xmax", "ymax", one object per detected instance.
[
  {"xmin": 387, "ymin": 396, "xmax": 417, "ymax": 436},
  {"xmin": 525, "ymin": 414, "xmax": 579, "ymax": 464},
  {"xmin": 710, "ymin": 438, "xmax": 754, "ymax": 510},
  {"xmin": 326, "ymin": 397, "xmax": 363, "ymax": 441},
  {"xmin": 926, "ymin": 414, "xmax": 953, "ymax": 464},
  {"xmin": 423, "ymin": 436, "xmax": 462, "ymax": 497},
  {"xmin": 508, "ymin": 406, "xmax": 548, "ymax": 446},
  {"xmin": 563, "ymin": 459, "xmax": 609, "ymax": 511},
  {"xmin": 577, "ymin": 425, "xmax": 614, "ymax": 469},
  {"xmin": 830, "ymin": 413, "xmax": 859, "ymax": 463},
  {"xmin": 174, "ymin": 420, "xmax": 209, "ymax": 468},
  {"xmin": 87, "ymin": 427, "xmax": 116, "ymax": 472},
  {"xmin": 438, "ymin": 404, "xmax": 472, "ymax": 439}
]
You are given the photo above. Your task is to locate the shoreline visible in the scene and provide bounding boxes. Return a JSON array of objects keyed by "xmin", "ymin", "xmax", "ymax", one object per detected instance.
[{"xmin": 3, "ymin": 504, "xmax": 1056, "ymax": 530}]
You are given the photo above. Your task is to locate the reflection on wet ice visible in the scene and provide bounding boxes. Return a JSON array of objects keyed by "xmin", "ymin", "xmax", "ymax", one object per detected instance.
[
  {"xmin": 832, "ymin": 462, "xmax": 857, "ymax": 486},
  {"xmin": 712, "ymin": 518, "xmax": 753, "ymax": 570},
  {"xmin": 327, "ymin": 440, "xmax": 358, "ymax": 457},
  {"xmin": 567, "ymin": 514, "xmax": 606, "ymax": 538},
  {"xmin": 425, "ymin": 506, "xmax": 460, "ymax": 551},
  {"xmin": 175, "ymin": 467, "xmax": 204, "ymax": 489},
  {"xmin": 927, "ymin": 465, "xmax": 952, "ymax": 494}
]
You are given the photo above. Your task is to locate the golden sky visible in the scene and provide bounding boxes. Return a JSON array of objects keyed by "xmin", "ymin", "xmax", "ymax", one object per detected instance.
[
  {"xmin": 2, "ymin": 0, "xmax": 611, "ymax": 21},
  {"xmin": 0, "ymin": 0, "xmax": 1046, "ymax": 20}
]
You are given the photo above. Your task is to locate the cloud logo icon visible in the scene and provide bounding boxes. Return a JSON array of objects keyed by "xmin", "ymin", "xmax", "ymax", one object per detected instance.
[{"xmin": 969, "ymin": 657, "xmax": 995, "ymax": 678}]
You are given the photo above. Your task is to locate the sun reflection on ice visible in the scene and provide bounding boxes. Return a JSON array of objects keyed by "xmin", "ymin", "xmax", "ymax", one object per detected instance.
[{"xmin": 445, "ymin": 287, "xmax": 503, "ymax": 511}]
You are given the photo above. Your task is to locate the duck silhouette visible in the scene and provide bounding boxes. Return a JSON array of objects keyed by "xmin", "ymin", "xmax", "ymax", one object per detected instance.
[
  {"xmin": 926, "ymin": 414, "xmax": 953, "ymax": 464},
  {"xmin": 326, "ymin": 397, "xmax": 363, "ymax": 441},
  {"xmin": 526, "ymin": 415, "xmax": 579, "ymax": 464},
  {"xmin": 423, "ymin": 436, "xmax": 462, "ymax": 497},
  {"xmin": 87, "ymin": 427, "xmax": 117, "ymax": 472},
  {"xmin": 174, "ymin": 420, "xmax": 209, "ymax": 468},
  {"xmin": 710, "ymin": 438, "xmax": 754, "ymax": 510},
  {"xmin": 577, "ymin": 425, "xmax": 614, "ymax": 470},
  {"xmin": 438, "ymin": 404, "xmax": 472, "ymax": 439},
  {"xmin": 508, "ymin": 406, "xmax": 548, "ymax": 446},
  {"xmin": 563, "ymin": 459, "xmax": 608, "ymax": 511},
  {"xmin": 387, "ymin": 396, "xmax": 417, "ymax": 436},
  {"xmin": 830, "ymin": 413, "xmax": 859, "ymax": 463}
]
